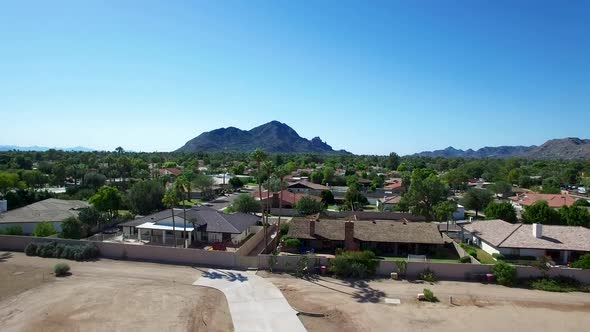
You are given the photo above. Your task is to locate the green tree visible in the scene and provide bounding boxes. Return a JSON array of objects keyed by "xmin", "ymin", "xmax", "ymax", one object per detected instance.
[
  {"xmin": 310, "ymin": 170, "xmax": 323, "ymax": 184},
  {"xmin": 21, "ymin": 170, "xmax": 48, "ymax": 189},
  {"xmin": 231, "ymin": 194, "xmax": 261, "ymax": 214},
  {"xmin": 484, "ymin": 202, "xmax": 518, "ymax": 223},
  {"xmin": 320, "ymin": 189, "xmax": 335, "ymax": 205},
  {"xmin": 162, "ymin": 187, "xmax": 181, "ymax": 247},
  {"xmin": 343, "ymin": 186, "xmax": 368, "ymax": 211},
  {"xmin": 229, "ymin": 176, "xmax": 243, "ymax": 189},
  {"xmin": 491, "ymin": 181, "xmax": 512, "ymax": 197},
  {"xmin": 386, "ymin": 152, "xmax": 400, "ymax": 170},
  {"xmin": 522, "ymin": 201, "xmax": 561, "ymax": 224},
  {"xmin": 0, "ymin": 172, "xmax": 20, "ymax": 198},
  {"xmin": 400, "ymin": 170, "xmax": 448, "ymax": 219},
  {"xmin": 60, "ymin": 216, "xmax": 83, "ymax": 239},
  {"xmin": 193, "ymin": 174, "xmax": 215, "ymax": 200},
  {"xmin": 32, "ymin": 221, "xmax": 57, "ymax": 237},
  {"xmin": 573, "ymin": 199, "xmax": 590, "ymax": 207},
  {"xmin": 89, "ymin": 186, "xmax": 122, "ymax": 221},
  {"xmin": 83, "ymin": 171, "xmax": 107, "ymax": 189},
  {"xmin": 274, "ymin": 166, "xmax": 289, "ymax": 233},
  {"xmin": 461, "ymin": 188, "xmax": 493, "ymax": 218},
  {"xmin": 127, "ymin": 180, "xmax": 165, "ymax": 215},
  {"xmin": 559, "ymin": 206, "xmax": 590, "ymax": 227},
  {"xmin": 443, "ymin": 169, "xmax": 468, "ymax": 191},
  {"xmin": 295, "ymin": 196, "xmax": 324, "ymax": 216},
  {"xmin": 434, "ymin": 200, "xmax": 457, "ymax": 222}
]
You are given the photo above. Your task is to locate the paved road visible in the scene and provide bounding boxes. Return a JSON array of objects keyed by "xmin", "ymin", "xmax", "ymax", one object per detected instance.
[
  {"xmin": 204, "ymin": 192, "xmax": 244, "ymax": 211},
  {"xmin": 194, "ymin": 269, "xmax": 307, "ymax": 332}
]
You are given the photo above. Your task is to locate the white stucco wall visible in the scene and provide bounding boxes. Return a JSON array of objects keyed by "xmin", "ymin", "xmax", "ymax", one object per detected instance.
[{"xmin": 479, "ymin": 239, "xmax": 501, "ymax": 256}]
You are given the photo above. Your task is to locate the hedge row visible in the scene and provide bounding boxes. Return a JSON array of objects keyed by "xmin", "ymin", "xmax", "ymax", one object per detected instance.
[{"xmin": 25, "ymin": 241, "xmax": 99, "ymax": 261}]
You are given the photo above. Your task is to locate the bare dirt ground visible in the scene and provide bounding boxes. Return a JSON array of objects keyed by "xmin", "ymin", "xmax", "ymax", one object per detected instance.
[
  {"xmin": 259, "ymin": 271, "xmax": 590, "ymax": 332},
  {"xmin": 0, "ymin": 252, "xmax": 233, "ymax": 332}
]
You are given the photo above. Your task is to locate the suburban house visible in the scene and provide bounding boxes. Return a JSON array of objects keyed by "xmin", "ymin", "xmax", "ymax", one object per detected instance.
[
  {"xmin": 159, "ymin": 167, "xmax": 183, "ymax": 177},
  {"xmin": 384, "ymin": 178, "xmax": 404, "ymax": 194},
  {"xmin": 510, "ymin": 193, "xmax": 577, "ymax": 210},
  {"xmin": 252, "ymin": 190, "xmax": 321, "ymax": 209},
  {"xmin": 286, "ymin": 216, "xmax": 445, "ymax": 255},
  {"xmin": 119, "ymin": 206, "xmax": 260, "ymax": 247},
  {"xmin": 376, "ymin": 195, "xmax": 401, "ymax": 212},
  {"xmin": 0, "ymin": 198, "xmax": 89, "ymax": 234},
  {"xmin": 287, "ymin": 180, "xmax": 329, "ymax": 195},
  {"xmin": 462, "ymin": 219, "xmax": 590, "ymax": 264},
  {"xmin": 322, "ymin": 210, "xmax": 426, "ymax": 222}
]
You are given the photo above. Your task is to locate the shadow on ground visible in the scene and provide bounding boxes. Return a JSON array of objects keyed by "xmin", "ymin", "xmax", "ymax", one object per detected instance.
[
  {"xmin": 0, "ymin": 252, "xmax": 13, "ymax": 263},
  {"xmin": 300, "ymin": 275, "xmax": 386, "ymax": 303},
  {"xmin": 195, "ymin": 268, "xmax": 249, "ymax": 282}
]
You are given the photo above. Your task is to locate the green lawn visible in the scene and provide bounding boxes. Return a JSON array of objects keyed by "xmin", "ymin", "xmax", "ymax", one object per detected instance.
[
  {"xmin": 180, "ymin": 199, "xmax": 202, "ymax": 206},
  {"xmin": 377, "ymin": 256, "xmax": 460, "ymax": 264},
  {"xmin": 475, "ymin": 248, "xmax": 496, "ymax": 264}
]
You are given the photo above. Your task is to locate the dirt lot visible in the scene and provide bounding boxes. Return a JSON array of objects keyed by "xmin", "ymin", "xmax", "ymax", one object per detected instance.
[
  {"xmin": 0, "ymin": 252, "xmax": 232, "ymax": 332},
  {"xmin": 260, "ymin": 272, "xmax": 590, "ymax": 332}
]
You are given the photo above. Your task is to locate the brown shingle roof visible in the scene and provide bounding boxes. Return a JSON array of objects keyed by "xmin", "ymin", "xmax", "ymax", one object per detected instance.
[
  {"xmin": 463, "ymin": 219, "xmax": 590, "ymax": 252},
  {"xmin": 287, "ymin": 217, "xmax": 443, "ymax": 244},
  {"xmin": 288, "ymin": 180, "xmax": 329, "ymax": 191}
]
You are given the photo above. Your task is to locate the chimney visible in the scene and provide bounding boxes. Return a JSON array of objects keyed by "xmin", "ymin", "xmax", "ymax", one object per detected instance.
[
  {"xmin": 309, "ymin": 219, "xmax": 315, "ymax": 237},
  {"xmin": 344, "ymin": 220, "xmax": 358, "ymax": 251},
  {"xmin": 533, "ymin": 223, "xmax": 543, "ymax": 238},
  {"xmin": 0, "ymin": 200, "xmax": 7, "ymax": 213}
]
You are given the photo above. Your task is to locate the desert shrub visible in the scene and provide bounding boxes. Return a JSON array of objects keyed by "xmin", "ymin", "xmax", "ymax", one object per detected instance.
[
  {"xmin": 25, "ymin": 243, "xmax": 38, "ymax": 256},
  {"xmin": 492, "ymin": 253, "xmax": 505, "ymax": 260},
  {"xmin": 492, "ymin": 262, "xmax": 517, "ymax": 286},
  {"xmin": 32, "ymin": 221, "xmax": 57, "ymax": 237},
  {"xmin": 459, "ymin": 256, "xmax": 471, "ymax": 263},
  {"xmin": 422, "ymin": 288, "xmax": 439, "ymax": 302},
  {"xmin": 295, "ymin": 254, "xmax": 311, "ymax": 278},
  {"xmin": 2, "ymin": 226, "xmax": 24, "ymax": 235},
  {"xmin": 28, "ymin": 241, "xmax": 99, "ymax": 261},
  {"xmin": 54, "ymin": 263, "xmax": 70, "ymax": 277},
  {"xmin": 571, "ymin": 254, "xmax": 590, "ymax": 270},
  {"xmin": 283, "ymin": 238, "xmax": 301, "ymax": 248},
  {"xmin": 528, "ymin": 276, "xmax": 588, "ymax": 293},
  {"xmin": 329, "ymin": 250, "xmax": 378, "ymax": 278},
  {"xmin": 418, "ymin": 268, "xmax": 438, "ymax": 282},
  {"xmin": 394, "ymin": 259, "xmax": 408, "ymax": 277},
  {"xmin": 279, "ymin": 223, "xmax": 289, "ymax": 236}
]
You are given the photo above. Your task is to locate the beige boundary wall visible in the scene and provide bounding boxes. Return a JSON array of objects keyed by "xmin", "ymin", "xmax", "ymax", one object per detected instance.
[
  {"xmin": 2, "ymin": 235, "xmax": 590, "ymax": 284},
  {"xmin": 234, "ymin": 226, "xmax": 264, "ymax": 256}
]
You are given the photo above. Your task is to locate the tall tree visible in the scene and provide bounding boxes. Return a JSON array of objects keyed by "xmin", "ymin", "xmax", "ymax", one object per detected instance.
[
  {"xmin": 162, "ymin": 187, "xmax": 181, "ymax": 247},
  {"xmin": 399, "ymin": 170, "xmax": 448, "ymax": 219},
  {"xmin": 263, "ymin": 160, "xmax": 274, "ymax": 250},
  {"xmin": 88, "ymin": 186, "xmax": 122, "ymax": 221},
  {"xmin": 484, "ymin": 202, "xmax": 518, "ymax": 223},
  {"xmin": 461, "ymin": 188, "xmax": 493, "ymax": 218},
  {"xmin": 250, "ymin": 149, "xmax": 267, "ymax": 250},
  {"xmin": 273, "ymin": 166, "xmax": 289, "ymax": 235},
  {"xmin": 522, "ymin": 201, "xmax": 561, "ymax": 224}
]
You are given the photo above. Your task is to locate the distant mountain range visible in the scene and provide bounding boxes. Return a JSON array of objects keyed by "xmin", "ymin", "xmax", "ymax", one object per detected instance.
[
  {"xmin": 176, "ymin": 121, "xmax": 349, "ymax": 154},
  {"xmin": 413, "ymin": 138, "xmax": 590, "ymax": 160},
  {"xmin": 0, "ymin": 145, "xmax": 95, "ymax": 152}
]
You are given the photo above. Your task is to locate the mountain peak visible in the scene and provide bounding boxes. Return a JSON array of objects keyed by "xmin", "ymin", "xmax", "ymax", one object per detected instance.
[{"xmin": 176, "ymin": 121, "xmax": 349, "ymax": 154}]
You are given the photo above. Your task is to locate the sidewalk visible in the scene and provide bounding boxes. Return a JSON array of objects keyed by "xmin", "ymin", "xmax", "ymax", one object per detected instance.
[{"xmin": 193, "ymin": 269, "xmax": 307, "ymax": 332}]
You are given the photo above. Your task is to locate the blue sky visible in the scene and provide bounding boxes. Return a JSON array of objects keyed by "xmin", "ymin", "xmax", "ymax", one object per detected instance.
[{"xmin": 1, "ymin": 1, "xmax": 588, "ymax": 155}]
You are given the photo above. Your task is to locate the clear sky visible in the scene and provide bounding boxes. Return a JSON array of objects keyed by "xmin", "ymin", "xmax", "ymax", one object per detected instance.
[{"xmin": 1, "ymin": 1, "xmax": 588, "ymax": 155}]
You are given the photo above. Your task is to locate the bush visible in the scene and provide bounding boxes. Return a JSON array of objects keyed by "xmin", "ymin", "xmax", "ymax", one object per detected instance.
[
  {"xmin": 54, "ymin": 263, "xmax": 70, "ymax": 277},
  {"xmin": 459, "ymin": 256, "xmax": 471, "ymax": 263},
  {"xmin": 2, "ymin": 226, "xmax": 24, "ymax": 235},
  {"xmin": 571, "ymin": 254, "xmax": 590, "ymax": 270},
  {"xmin": 32, "ymin": 221, "xmax": 57, "ymax": 237},
  {"xmin": 467, "ymin": 248, "xmax": 478, "ymax": 259},
  {"xmin": 492, "ymin": 262, "xmax": 517, "ymax": 286},
  {"xmin": 25, "ymin": 243, "xmax": 38, "ymax": 256},
  {"xmin": 535, "ymin": 276, "xmax": 589, "ymax": 292},
  {"xmin": 283, "ymin": 238, "xmax": 301, "ymax": 248},
  {"xmin": 279, "ymin": 223, "xmax": 289, "ymax": 236},
  {"xmin": 329, "ymin": 250, "xmax": 378, "ymax": 278},
  {"xmin": 418, "ymin": 268, "xmax": 438, "ymax": 283},
  {"xmin": 492, "ymin": 253, "xmax": 505, "ymax": 260},
  {"xmin": 422, "ymin": 288, "xmax": 439, "ymax": 302},
  {"xmin": 27, "ymin": 241, "xmax": 99, "ymax": 261}
]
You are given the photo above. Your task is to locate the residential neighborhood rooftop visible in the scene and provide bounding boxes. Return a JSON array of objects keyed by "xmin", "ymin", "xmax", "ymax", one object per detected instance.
[
  {"xmin": 510, "ymin": 193, "xmax": 577, "ymax": 208},
  {"xmin": 0, "ymin": 198, "xmax": 89, "ymax": 224}
]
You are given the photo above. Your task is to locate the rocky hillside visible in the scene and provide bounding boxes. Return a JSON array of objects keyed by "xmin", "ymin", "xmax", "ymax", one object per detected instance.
[
  {"xmin": 176, "ymin": 121, "xmax": 349, "ymax": 154},
  {"xmin": 413, "ymin": 138, "xmax": 590, "ymax": 160}
]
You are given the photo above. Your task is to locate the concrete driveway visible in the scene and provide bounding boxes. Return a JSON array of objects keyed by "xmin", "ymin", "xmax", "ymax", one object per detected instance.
[{"xmin": 194, "ymin": 269, "xmax": 306, "ymax": 332}]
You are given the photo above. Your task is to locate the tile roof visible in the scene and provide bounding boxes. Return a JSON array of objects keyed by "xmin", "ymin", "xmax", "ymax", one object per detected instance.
[
  {"xmin": 159, "ymin": 167, "xmax": 183, "ymax": 176},
  {"xmin": 511, "ymin": 193, "xmax": 576, "ymax": 208},
  {"xmin": 288, "ymin": 217, "xmax": 444, "ymax": 244},
  {"xmin": 0, "ymin": 198, "xmax": 89, "ymax": 224},
  {"xmin": 463, "ymin": 219, "xmax": 590, "ymax": 252},
  {"xmin": 378, "ymin": 196, "xmax": 402, "ymax": 204},
  {"xmin": 288, "ymin": 180, "xmax": 329, "ymax": 191},
  {"xmin": 322, "ymin": 211, "xmax": 426, "ymax": 221},
  {"xmin": 251, "ymin": 190, "xmax": 320, "ymax": 205}
]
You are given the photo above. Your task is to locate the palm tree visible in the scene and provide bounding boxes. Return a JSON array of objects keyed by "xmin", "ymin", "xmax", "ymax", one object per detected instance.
[
  {"xmin": 176, "ymin": 176, "xmax": 189, "ymax": 247},
  {"xmin": 274, "ymin": 166, "xmax": 289, "ymax": 234},
  {"xmin": 162, "ymin": 188, "xmax": 180, "ymax": 247},
  {"xmin": 263, "ymin": 161, "xmax": 274, "ymax": 251},
  {"xmin": 250, "ymin": 149, "xmax": 267, "ymax": 249}
]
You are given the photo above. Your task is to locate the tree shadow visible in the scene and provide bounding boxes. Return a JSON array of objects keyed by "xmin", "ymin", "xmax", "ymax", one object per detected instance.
[
  {"xmin": 198, "ymin": 268, "xmax": 249, "ymax": 282},
  {"xmin": 302, "ymin": 276, "xmax": 386, "ymax": 303},
  {"xmin": 0, "ymin": 252, "xmax": 13, "ymax": 263}
]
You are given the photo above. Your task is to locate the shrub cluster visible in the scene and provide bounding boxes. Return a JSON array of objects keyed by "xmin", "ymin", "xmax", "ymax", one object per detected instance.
[
  {"xmin": 491, "ymin": 253, "xmax": 505, "ymax": 260},
  {"xmin": 422, "ymin": 288, "xmax": 439, "ymax": 302},
  {"xmin": 329, "ymin": 250, "xmax": 378, "ymax": 278},
  {"xmin": 528, "ymin": 276, "xmax": 588, "ymax": 293},
  {"xmin": 459, "ymin": 256, "xmax": 471, "ymax": 263},
  {"xmin": 25, "ymin": 241, "xmax": 99, "ymax": 261},
  {"xmin": 492, "ymin": 261, "xmax": 517, "ymax": 286},
  {"xmin": 54, "ymin": 263, "xmax": 71, "ymax": 277},
  {"xmin": 418, "ymin": 268, "xmax": 438, "ymax": 282},
  {"xmin": 282, "ymin": 237, "xmax": 301, "ymax": 248},
  {"xmin": 571, "ymin": 254, "xmax": 590, "ymax": 270}
]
